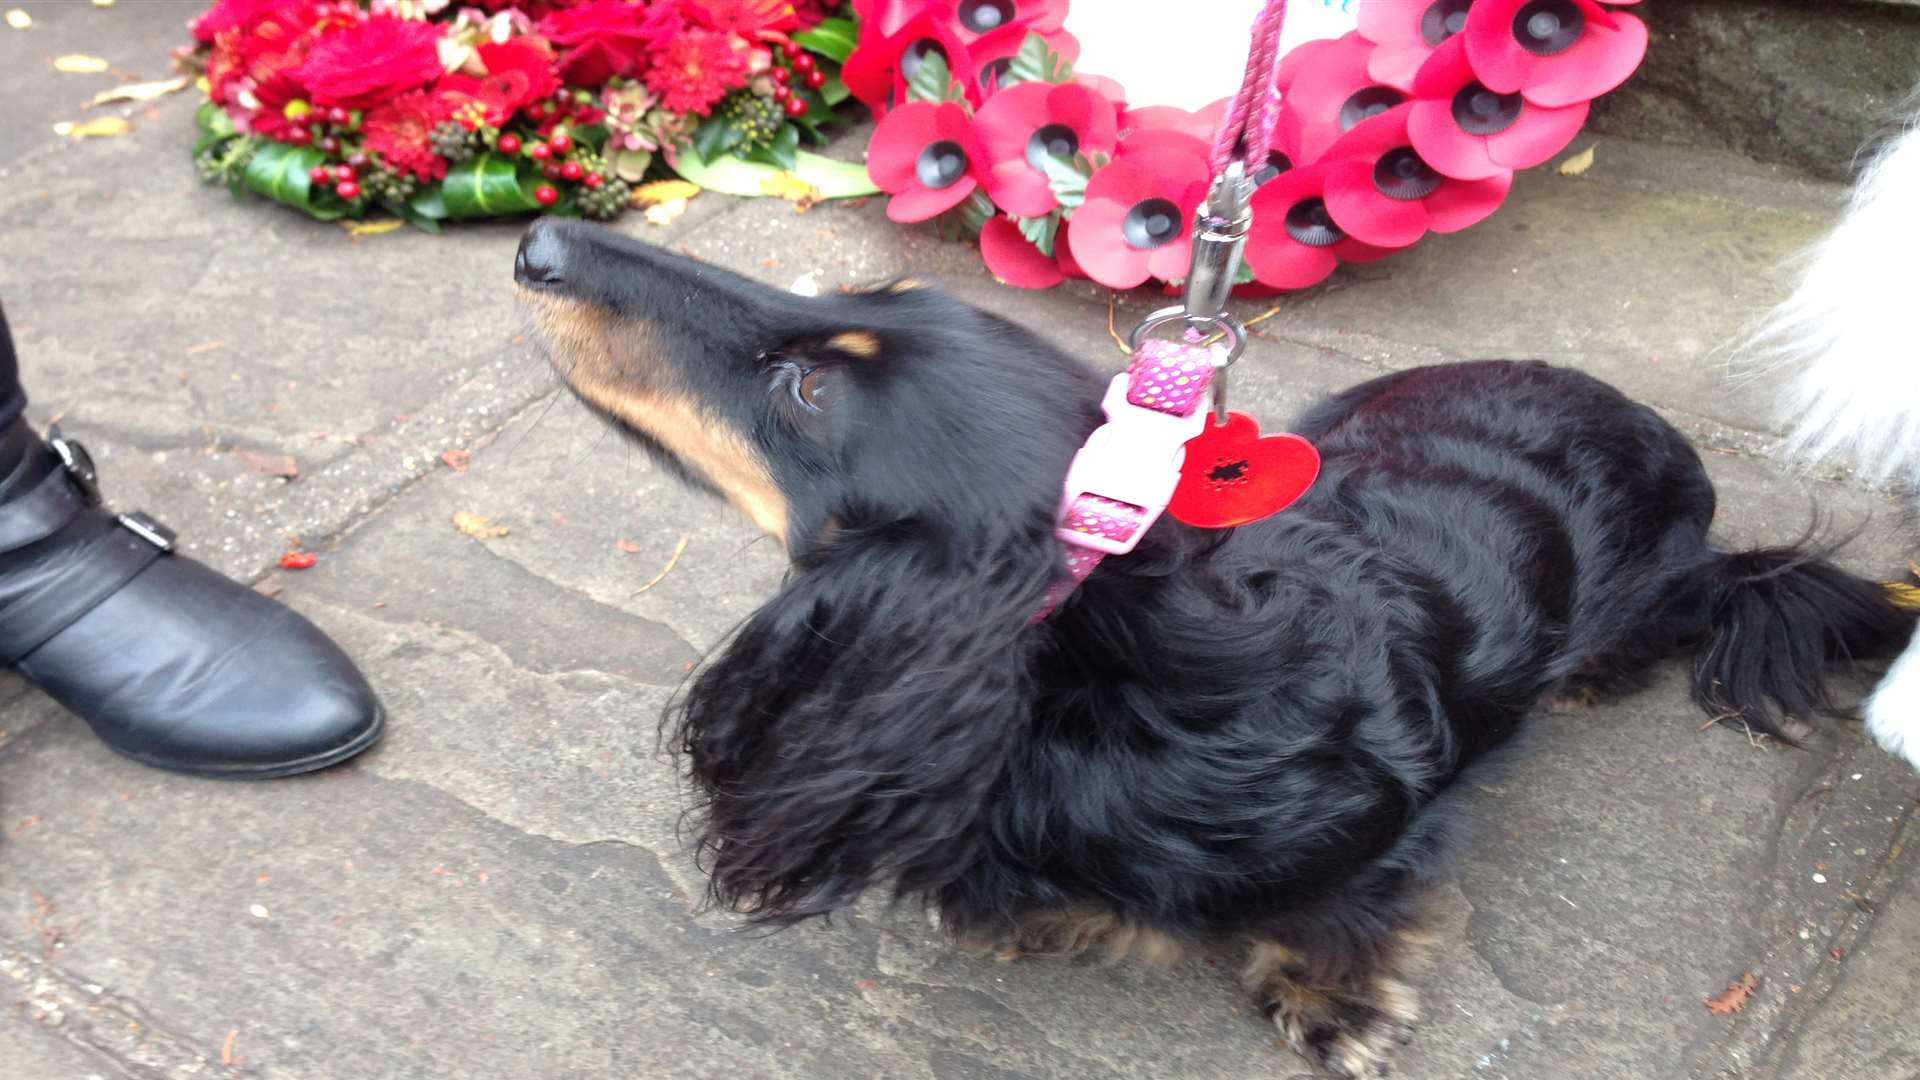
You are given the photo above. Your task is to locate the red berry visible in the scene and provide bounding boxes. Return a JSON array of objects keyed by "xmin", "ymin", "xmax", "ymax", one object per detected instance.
[
  {"xmin": 327, "ymin": 106, "xmax": 349, "ymax": 125},
  {"xmin": 805, "ymin": 68, "xmax": 827, "ymax": 90},
  {"xmin": 534, "ymin": 185, "xmax": 559, "ymax": 206},
  {"xmin": 560, "ymin": 161, "xmax": 584, "ymax": 181},
  {"xmin": 347, "ymin": 152, "xmax": 369, "ymax": 169},
  {"xmin": 583, "ymin": 172, "xmax": 604, "ymax": 188},
  {"xmin": 772, "ymin": 84, "xmax": 791, "ymax": 102},
  {"xmin": 497, "ymin": 134, "xmax": 522, "ymax": 155},
  {"xmin": 318, "ymin": 136, "xmax": 341, "ymax": 154},
  {"xmin": 548, "ymin": 132, "xmax": 573, "ymax": 154},
  {"xmin": 771, "ymin": 67, "xmax": 790, "ymax": 84},
  {"xmin": 335, "ymin": 180, "xmax": 360, "ymax": 200},
  {"xmin": 279, "ymin": 551, "xmax": 318, "ymax": 570},
  {"xmin": 286, "ymin": 127, "xmax": 312, "ymax": 145},
  {"xmin": 542, "ymin": 162, "xmax": 563, "ymax": 179},
  {"xmin": 529, "ymin": 142, "xmax": 552, "ymax": 160},
  {"xmin": 783, "ymin": 95, "xmax": 810, "ymax": 117},
  {"xmin": 791, "ymin": 52, "xmax": 816, "ymax": 73},
  {"xmin": 309, "ymin": 165, "xmax": 331, "ymax": 184},
  {"xmin": 333, "ymin": 164, "xmax": 355, "ymax": 183}
]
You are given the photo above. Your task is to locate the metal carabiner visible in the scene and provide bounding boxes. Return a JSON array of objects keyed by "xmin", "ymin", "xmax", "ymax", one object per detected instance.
[{"xmin": 1129, "ymin": 306, "xmax": 1247, "ymax": 424}]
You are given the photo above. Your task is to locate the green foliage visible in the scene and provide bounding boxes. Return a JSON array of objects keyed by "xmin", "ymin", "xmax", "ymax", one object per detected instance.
[
  {"xmin": 1040, "ymin": 153, "xmax": 1092, "ymax": 211},
  {"xmin": 1013, "ymin": 212, "xmax": 1059, "ymax": 257},
  {"xmin": 439, "ymin": 153, "xmax": 543, "ymax": 218},
  {"xmin": 1004, "ymin": 33, "xmax": 1074, "ymax": 87},
  {"xmin": 240, "ymin": 141, "xmax": 344, "ymax": 220},
  {"xmin": 905, "ymin": 50, "xmax": 966, "ymax": 105},
  {"xmin": 791, "ymin": 17, "xmax": 857, "ymax": 63}
]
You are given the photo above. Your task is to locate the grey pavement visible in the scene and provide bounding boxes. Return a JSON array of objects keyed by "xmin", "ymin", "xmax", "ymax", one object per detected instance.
[{"xmin": 2, "ymin": 4, "xmax": 1918, "ymax": 1079}]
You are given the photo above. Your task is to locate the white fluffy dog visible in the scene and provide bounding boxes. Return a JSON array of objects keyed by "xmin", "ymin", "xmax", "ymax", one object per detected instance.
[{"xmin": 1744, "ymin": 95, "xmax": 1920, "ymax": 770}]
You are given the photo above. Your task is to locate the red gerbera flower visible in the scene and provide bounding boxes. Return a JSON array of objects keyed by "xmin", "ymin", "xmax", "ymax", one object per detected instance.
[
  {"xmin": 679, "ymin": 0, "xmax": 801, "ymax": 35},
  {"xmin": 1408, "ymin": 36, "xmax": 1589, "ymax": 180},
  {"xmin": 1463, "ymin": 0, "xmax": 1647, "ymax": 107},
  {"xmin": 867, "ymin": 100, "xmax": 985, "ymax": 222},
  {"xmin": 541, "ymin": 0, "xmax": 687, "ymax": 88},
  {"xmin": 206, "ymin": 3, "xmax": 324, "ymax": 106},
  {"xmin": 975, "ymin": 81, "xmax": 1117, "ymax": 217},
  {"xmin": 243, "ymin": 72, "xmax": 309, "ymax": 140},
  {"xmin": 436, "ymin": 37, "xmax": 563, "ymax": 126},
  {"xmin": 364, "ymin": 89, "xmax": 454, "ymax": 181},
  {"xmin": 842, "ymin": 14, "xmax": 972, "ymax": 118},
  {"xmin": 1064, "ymin": 142, "xmax": 1209, "ymax": 290},
  {"xmin": 290, "ymin": 14, "xmax": 443, "ymax": 110},
  {"xmin": 1321, "ymin": 104, "xmax": 1511, "ymax": 248},
  {"xmin": 1356, "ymin": 0, "xmax": 1471, "ymax": 90},
  {"xmin": 980, "ymin": 215, "xmax": 1065, "ymax": 289},
  {"xmin": 643, "ymin": 28, "xmax": 749, "ymax": 115},
  {"xmin": 1276, "ymin": 31, "xmax": 1408, "ymax": 166},
  {"xmin": 1247, "ymin": 162, "xmax": 1398, "ymax": 290},
  {"xmin": 193, "ymin": 0, "xmax": 307, "ymax": 43}
]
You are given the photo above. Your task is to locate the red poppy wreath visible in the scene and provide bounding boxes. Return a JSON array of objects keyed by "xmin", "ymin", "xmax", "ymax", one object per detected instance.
[{"xmin": 852, "ymin": 0, "xmax": 1647, "ymax": 291}]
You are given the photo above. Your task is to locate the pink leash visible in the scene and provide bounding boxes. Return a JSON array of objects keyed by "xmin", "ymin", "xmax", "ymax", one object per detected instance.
[{"xmin": 1040, "ymin": 0, "xmax": 1291, "ymax": 620}]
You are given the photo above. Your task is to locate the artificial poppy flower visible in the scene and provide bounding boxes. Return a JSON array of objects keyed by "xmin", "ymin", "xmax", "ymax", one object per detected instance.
[
  {"xmin": 1277, "ymin": 31, "xmax": 1409, "ymax": 165},
  {"xmin": 1064, "ymin": 141, "xmax": 1209, "ymax": 289},
  {"xmin": 539, "ymin": 0, "xmax": 686, "ymax": 87},
  {"xmin": 1246, "ymin": 162, "xmax": 1398, "ymax": 290},
  {"xmin": 868, "ymin": 100, "xmax": 986, "ymax": 222},
  {"xmin": 1321, "ymin": 104, "xmax": 1511, "ymax": 248},
  {"xmin": 1356, "ymin": 0, "xmax": 1472, "ymax": 89},
  {"xmin": 842, "ymin": 14, "xmax": 973, "ymax": 117},
  {"xmin": 1121, "ymin": 101, "xmax": 1222, "ymax": 144},
  {"xmin": 964, "ymin": 22, "xmax": 1078, "ymax": 103},
  {"xmin": 1463, "ymin": 0, "xmax": 1647, "ymax": 108},
  {"xmin": 1075, "ymin": 72, "xmax": 1127, "ymax": 111},
  {"xmin": 434, "ymin": 37, "xmax": 561, "ymax": 126},
  {"xmin": 291, "ymin": 14, "xmax": 443, "ymax": 109},
  {"xmin": 980, "ymin": 215, "xmax": 1065, "ymax": 289},
  {"xmin": 1408, "ymin": 36, "xmax": 1589, "ymax": 180},
  {"xmin": 1053, "ymin": 217, "xmax": 1085, "ymax": 278},
  {"xmin": 975, "ymin": 80, "xmax": 1117, "ymax": 216}
]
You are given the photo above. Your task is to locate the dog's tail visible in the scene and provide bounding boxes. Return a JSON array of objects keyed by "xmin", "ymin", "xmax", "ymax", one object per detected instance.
[
  {"xmin": 1689, "ymin": 545, "xmax": 1917, "ymax": 740},
  {"xmin": 1739, "ymin": 94, "xmax": 1920, "ymax": 483}
]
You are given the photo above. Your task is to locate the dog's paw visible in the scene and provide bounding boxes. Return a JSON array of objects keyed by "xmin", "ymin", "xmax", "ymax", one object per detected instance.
[{"xmin": 1260, "ymin": 975, "xmax": 1418, "ymax": 1078}]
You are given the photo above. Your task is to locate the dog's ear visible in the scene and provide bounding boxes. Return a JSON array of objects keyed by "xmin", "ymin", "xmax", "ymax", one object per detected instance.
[{"xmin": 672, "ymin": 515, "xmax": 1059, "ymax": 923}]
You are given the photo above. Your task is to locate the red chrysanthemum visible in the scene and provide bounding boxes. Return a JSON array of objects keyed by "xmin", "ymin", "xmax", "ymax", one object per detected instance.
[
  {"xmin": 436, "ymin": 37, "xmax": 562, "ymax": 126},
  {"xmin": 1247, "ymin": 162, "xmax": 1398, "ymax": 290},
  {"xmin": 289, "ymin": 14, "xmax": 442, "ymax": 110},
  {"xmin": 867, "ymin": 100, "xmax": 985, "ymax": 222},
  {"xmin": 192, "ymin": 0, "xmax": 307, "ymax": 43},
  {"xmin": 842, "ymin": 14, "xmax": 971, "ymax": 118},
  {"xmin": 363, "ymin": 89, "xmax": 454, "ymax": 181},
  {"xmin": 1321, "ymin": 104, "xmax": 1511, "ymax": 248},
  {"xmin": 1408, "ymin": 35, "xmax": 1590, "ymax": 180},
  {"xmin": 1064, "ymin": 142, "xmax": 1210, "ymax": 289},
  {"xmin": 980, "ymin": 215, "xmax": 1065, "ymax": 289},
  {"xmin": 243, "ymin": 72, "xmax": 308, "ymax": 140},
  {"xmin": 1464, "ymin": 0, "xmax": 1647, "ymax": 107},
  {"xmin": 679, "ymin": 0, "xmax": 801, "ymax": 35},
  {"xmin": 975, "ymin": 81, "xmax": 1117, "ymax": 217},
  {"xmin": 643, "ymin": 29, "xmax": 749, "ymax": 115},
  {"xmin": 205, "ymin": 2, "xmax": 326, "ymax": 106},
  {"xmin": 1356, "ymin": 0, "xmax": 1468, "ymax": 90},
  {"xmin": 540, "ymin": 0, "xmax": 687, "ymax": 88}
]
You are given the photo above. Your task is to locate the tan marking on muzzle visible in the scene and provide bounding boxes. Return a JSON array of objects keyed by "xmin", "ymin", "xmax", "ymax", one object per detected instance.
[
  {"xmin": 825, "ymin": 330, "xmax": 882, "ymax": 359},
  {"xmin": 521, "ymin": 289, "xmax": 789, "ymax": 539}
]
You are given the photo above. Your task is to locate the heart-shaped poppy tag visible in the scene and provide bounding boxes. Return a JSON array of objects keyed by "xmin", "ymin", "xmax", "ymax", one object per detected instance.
[{"xmin": 1168, "ymin": 412, "xmax": 1321, "ymax": 528}]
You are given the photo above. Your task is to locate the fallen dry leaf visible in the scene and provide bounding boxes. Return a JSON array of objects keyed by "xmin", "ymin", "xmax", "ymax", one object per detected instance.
[
  {"xmin": 642, "ymin": 198, "xmax": 687, "ymax": 226},
  {"xmin": 341, "ymin": 218, "xmax": 405, "ymax": 237},
  {"xmin": 1909, "ymin": 560, "xmax": 1919, "ymax": 580},
  {"xmin": 615, "ymin": 538, "xmax": 643, "ymax": 554},
  {"xmin": 760, "ymin": 172, "xmax": 821, "ymax": 209},
  {"xmin": 221, "ymin": 1028, "xmax": 238, "ymax": 1067},
  {"xmin": 84, "ymin": 75, "xmax": 187, "ymax": 109},
  {"xmin": 1559, "ymin": 145, "xmax": 1597, "ymax": 177},
  {"xmin": 631, "ymin": 178, "xmax": 699, "ymax": 206},
  {"xmin": 453, "ymin": 511, "xmax": 508, "ymax": 540},
  {"xmin": 1885, "ymin": 582, "xmax": 1920, "ymax": 611},
  {"xmin": 439, "ymin": 448, "xmax": 471, "ymax": 472},
  {"xmin": 236, "ymin": 450, "xmax": 299, "ymax": 479},
  {"xmin": 54, "ymin": 116, "xmax": 129, "ymax": 139},
  {"xmin": 1705, "ymin": 972, "xmax": 1760, "ymax": 1016},
  {"xmin": 184, "ymin": 340, "xmax": 226, "ymax": 355},
  {"xmin": 632, "ymin": 534, "xmax": 690, "ymax": 595},
  {"xmin": 53, "ymin": 54, "xmax": 109, "ymax": 74},
  {"xmin": 5, "ymin": 9, "xmax": 31, "ymax": 30}
]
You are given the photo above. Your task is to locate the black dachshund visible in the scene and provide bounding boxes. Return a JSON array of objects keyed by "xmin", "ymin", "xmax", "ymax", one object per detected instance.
[{"xmin": 515, "ymin": 218, "xmax": 1912, "ymax": 1077}]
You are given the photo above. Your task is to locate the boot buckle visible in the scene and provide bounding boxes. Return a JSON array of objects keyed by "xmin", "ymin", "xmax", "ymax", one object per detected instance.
[
  {"xmin": 45, "ymin": 424, "xmax": 102, "ymax": 507},
  {"xmin": 117, "ymin": 511, "xmax": 176, "ymax": 553}
]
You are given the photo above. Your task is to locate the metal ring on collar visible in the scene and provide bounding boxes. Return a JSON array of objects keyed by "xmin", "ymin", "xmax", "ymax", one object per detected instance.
[{"xmin": 1129, "ymin": 305, "xmax": 1247, "ymax": 368}]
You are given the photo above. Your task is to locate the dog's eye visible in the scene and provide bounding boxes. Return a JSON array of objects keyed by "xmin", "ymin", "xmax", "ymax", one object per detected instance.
[{"xmin": 795, "ymin": 367, "xmax": 832, "ymax": 411}]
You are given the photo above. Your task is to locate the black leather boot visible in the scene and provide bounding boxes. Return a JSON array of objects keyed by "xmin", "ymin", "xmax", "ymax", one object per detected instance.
[{"xmin": 0, "ymin": 419, "xmax": 384, "ymax": 777}]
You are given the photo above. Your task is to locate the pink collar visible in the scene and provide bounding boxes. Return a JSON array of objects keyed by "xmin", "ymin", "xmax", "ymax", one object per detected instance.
[{"xmin": 1037, "ymin": 340, "xmax": 1218, "ymax": 619}]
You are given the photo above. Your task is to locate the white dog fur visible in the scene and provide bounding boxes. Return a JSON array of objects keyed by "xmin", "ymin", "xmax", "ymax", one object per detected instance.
[{"xmin": 1743, "ymin": 95, "xmax": 1920, "ymax": 771}]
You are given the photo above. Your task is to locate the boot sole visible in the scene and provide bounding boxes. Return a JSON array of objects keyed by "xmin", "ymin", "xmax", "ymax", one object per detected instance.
[{"xmin": 103, "ymin": 705, "xmax": 387, "ymax": 780}]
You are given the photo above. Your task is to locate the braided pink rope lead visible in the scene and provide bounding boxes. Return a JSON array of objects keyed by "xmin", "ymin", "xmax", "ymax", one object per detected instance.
[{"xmin": 1209, "ymin": 0, "xmax": 1292, "ymax": 177}]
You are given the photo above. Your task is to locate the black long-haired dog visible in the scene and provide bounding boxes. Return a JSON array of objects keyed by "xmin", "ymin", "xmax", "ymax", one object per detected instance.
[{"xmin": 515, "ymin": 218, "xmax": 1914, "ymax": 1077}]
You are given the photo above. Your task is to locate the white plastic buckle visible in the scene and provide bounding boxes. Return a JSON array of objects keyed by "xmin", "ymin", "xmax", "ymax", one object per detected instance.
[{"xmin": 1055, "ymin": 373, "xmax": 1210, "ymax": 556}]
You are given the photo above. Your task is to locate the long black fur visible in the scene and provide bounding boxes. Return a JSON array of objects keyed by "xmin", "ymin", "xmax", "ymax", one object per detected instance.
[{"xmin": 518, "ymin": 219, "xmax": 1914, "ymax": 997}]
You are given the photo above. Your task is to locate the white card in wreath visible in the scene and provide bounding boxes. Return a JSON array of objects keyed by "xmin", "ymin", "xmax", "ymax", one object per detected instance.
[{"xmin": 1071, "ymin": 0, "xmax": 1362, "ymax": 113}]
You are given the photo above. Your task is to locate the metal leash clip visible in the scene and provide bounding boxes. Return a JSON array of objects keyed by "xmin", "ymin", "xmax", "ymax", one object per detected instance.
[{"xmin": 1130, "ymin": 161, "xmax": 1254, "ymax": 424}]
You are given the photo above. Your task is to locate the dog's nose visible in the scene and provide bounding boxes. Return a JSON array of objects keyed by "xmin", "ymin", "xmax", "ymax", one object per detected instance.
[{"xmin": 515, "ymin": 219, "xmax": 567, "ymax": 287}]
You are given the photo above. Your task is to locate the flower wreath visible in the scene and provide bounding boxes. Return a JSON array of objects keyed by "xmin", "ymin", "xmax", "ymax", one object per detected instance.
[
  {"xmin": 184, "ymin": 0, "xmax": 878, "ymax": 230},
  {"xmin": 852, "ymin": 0, "xmax": 1648, "ymax": 291}
]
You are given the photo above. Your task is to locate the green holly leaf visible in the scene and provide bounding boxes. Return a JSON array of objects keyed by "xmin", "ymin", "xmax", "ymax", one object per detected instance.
[
  {"xmin": 440, "ymin": 152, "xmax": 542, "ymax": 218},
  {"xmin": 240, "ymin": 141, "xmax": 343, "ymax": 221},
  {"xmin": 764, "ymin": 123, "xmax": 800, "ymax": 171},
  {"xmin": 791, "ymin": 16, "xmax": 857, "ymax": 64},
  {"xmin": 1004, "ymin": 32, "xmax": 1074, "ymax": 87},
  {"xmin": 1012, "ymin": 212, "xmax": 1058, "ymax": 257}
]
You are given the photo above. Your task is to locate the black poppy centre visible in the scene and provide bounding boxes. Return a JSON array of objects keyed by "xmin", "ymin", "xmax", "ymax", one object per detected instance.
[
  {"xmin": 1254, "ymin": 150, "xmax": 1294, "ymax": 187},
  {"xmin": 1451, "ymin": 83, "xmax": 1524, "ymax": 135},
  {"xmin": 1513, "ymin": 0, "xmax": 1584, "ymax": 56},
  {"xmin": 1421, "ymin": 0, "xmax": 1474, "ymax": 46},
  {"xmin": 1122, "ymin": 198, "xmax": 1182, "ymax": 250},
  {"xmin": 1026, "ymin": 124, "xmax": 1079, "ymax": 171},
  {"xmin": 900, "ymin": 39, "xmax": 948, "ymax": 80},
  {"xmin": 958, "ymin": 0, "xmax": 1014, "ymax": 33},
  {"xmin": 1374, "ymin": 147, "xmax": 1444, "ymax": 200},
  {"xmin": 1340, "ymin": 87, "xmax": 1407, "ymax": 131},
  {"xmin": 979, "ymin": 57, "xmax": 1012, "ymax": 90},
  {"xmin": 1285, "ymin": 198, "xmax": 1345, "ymax": 247},
  {"xmin": 915, "ymin": 140, "xmax": 970, "ymax": 189}
]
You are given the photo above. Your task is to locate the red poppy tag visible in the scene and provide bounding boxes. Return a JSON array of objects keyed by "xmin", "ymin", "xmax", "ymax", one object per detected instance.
[{"xmin": 1168, "ymin": 412, "xmax": 1320, "ymax": 528}]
